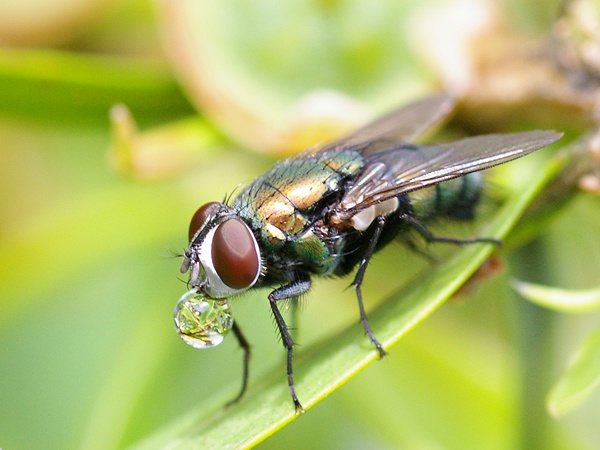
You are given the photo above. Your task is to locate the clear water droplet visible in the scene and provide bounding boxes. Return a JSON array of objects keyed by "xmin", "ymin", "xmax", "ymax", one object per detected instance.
[{"xmin": 173, "ymin": 290, "xmax": 234, "ymax": 349}]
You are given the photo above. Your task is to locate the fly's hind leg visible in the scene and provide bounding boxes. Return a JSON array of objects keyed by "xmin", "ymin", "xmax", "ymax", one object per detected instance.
[
  {"xmin": 401, "ymin": 213, "xmax": 502, "ymax": 246},
  {"xmin": 269, "ymin": 277, "xmax": 311, "ymax": 414},
  {"xmin": 353, "ymin": 215, "xmax": 388, "ymax": 358}
]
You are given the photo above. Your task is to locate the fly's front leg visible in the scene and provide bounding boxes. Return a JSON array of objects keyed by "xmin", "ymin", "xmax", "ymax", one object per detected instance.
[
  {"xmin": 225, "ymin": 321, "xmax": 251, "ymax": 408},
  {"xmin": 269, "ymin": 277, "xmax": 311, "ymax": 414},
  {"xmin": 353, "ymin": 215, "xmax": 388, "ymax": 358}
]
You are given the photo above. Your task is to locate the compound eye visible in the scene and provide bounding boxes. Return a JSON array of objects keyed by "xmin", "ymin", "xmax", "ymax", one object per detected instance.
[
  {"xmin": 189, "ymin": 202, "xmax": 221, "ymax": 242},
  {"xmin": 211, "ymin": 218, "xmax": 260, "ymax": 289}
]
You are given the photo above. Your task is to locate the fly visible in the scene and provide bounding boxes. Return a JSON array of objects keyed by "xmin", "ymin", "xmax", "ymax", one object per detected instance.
[{"xmin": 174, "ymin": 94, "xmax": 562, "ymax": 413}]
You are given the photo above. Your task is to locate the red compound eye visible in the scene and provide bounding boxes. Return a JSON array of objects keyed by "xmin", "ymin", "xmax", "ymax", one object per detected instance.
[
  {"xmin": 188, "ymin": 202, "xmax": 220, "ymax": 242},
  {"xmin": 211, "ymin": 218, "xmax": 260, "ymax": 289}
]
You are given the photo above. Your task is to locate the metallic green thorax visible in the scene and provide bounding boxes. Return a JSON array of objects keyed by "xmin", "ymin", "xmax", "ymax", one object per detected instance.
[{"xmin": 232, "ymin": 148, "xmax": 363, "ymax": 277}]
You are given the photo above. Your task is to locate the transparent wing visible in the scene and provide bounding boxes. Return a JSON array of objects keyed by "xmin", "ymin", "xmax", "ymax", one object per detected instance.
[
  {"xmin": 337, "ymin": 130, "xmax": 563, "ymax": 219},
  {"xmin": 318, "ymin": 93, "xmax": 456, "ymax": 155}
]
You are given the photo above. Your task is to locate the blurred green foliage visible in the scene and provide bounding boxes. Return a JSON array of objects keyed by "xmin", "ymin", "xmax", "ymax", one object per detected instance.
[{"xmin": 1, "ymin": 1, "xmax": 599, "ymax": 449}]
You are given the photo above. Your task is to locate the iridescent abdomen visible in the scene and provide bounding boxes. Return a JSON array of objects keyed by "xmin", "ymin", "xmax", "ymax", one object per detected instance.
[{"xmin": 409, "ymin": 172, "xmax": 483, "ymax": 221}]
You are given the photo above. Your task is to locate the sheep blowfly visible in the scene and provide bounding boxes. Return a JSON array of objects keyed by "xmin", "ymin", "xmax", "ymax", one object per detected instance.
[{"xmin": 174, "ymin": 94, "xmax": 562, "ymax": 413}]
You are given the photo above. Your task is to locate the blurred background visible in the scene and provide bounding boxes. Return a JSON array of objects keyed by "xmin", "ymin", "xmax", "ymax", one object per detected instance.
[{"xmin": 1, "ymin": 0, "xmax": 600, "ymax": 449}]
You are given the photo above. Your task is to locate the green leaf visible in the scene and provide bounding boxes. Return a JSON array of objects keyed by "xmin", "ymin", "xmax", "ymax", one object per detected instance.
[
  {"xmin": 0, "ymin": 47, "xmax": 193, "ymax": 125},
  {"xmin": 128, "ymin": 156, "xmax": 564, "ymax": 448},
  {"xmin": 512, "ymin": 281, "xmax": 600, "ymax": 313},
  {"xmin": 547, "ymin": 327, "xmax": 600, "ymax": 417}
]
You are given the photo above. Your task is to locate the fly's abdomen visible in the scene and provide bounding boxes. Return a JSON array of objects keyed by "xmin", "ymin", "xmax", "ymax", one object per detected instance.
[{"xmin": 409, "ymin": 172, "xmax": 483, "ymax": 221}]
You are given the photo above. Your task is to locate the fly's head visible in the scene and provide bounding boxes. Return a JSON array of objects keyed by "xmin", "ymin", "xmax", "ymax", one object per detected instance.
[
  {"xmin": 181, "ymin": 202, "xmax": 262, "ymax": 299},
  {"xmin": 175, "ymin": 202, "xmax": 262, "ymax": 349}
]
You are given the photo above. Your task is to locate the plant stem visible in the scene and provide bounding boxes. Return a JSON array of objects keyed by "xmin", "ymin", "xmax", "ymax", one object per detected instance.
[{"xmin": 511, "ymin": 238, "xmax": 557, "ymax": 450}]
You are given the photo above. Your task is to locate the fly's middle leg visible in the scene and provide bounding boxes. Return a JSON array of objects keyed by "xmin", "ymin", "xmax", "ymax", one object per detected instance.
[{"xmin": 352, "ymin": 215, "xmax": 388, "ymax": 358}]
